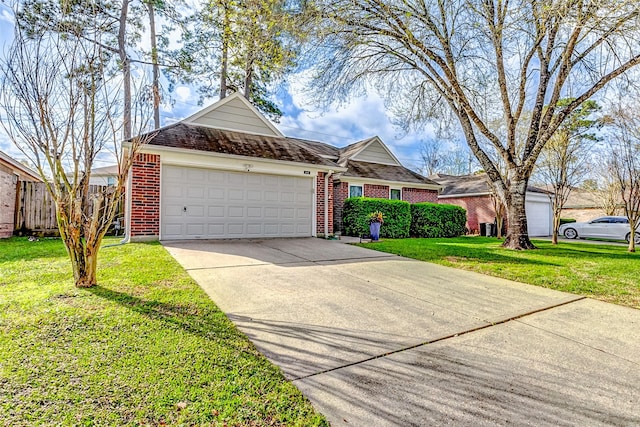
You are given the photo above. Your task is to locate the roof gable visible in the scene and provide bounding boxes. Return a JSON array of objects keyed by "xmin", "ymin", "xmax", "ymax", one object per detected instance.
[
  {"xmin": 343, "ymin": 137, "xmax": 401, "ymax": 166},
  {"xmin": 182, "ymin": 92, "xmax": 283, "ymax": 137}
]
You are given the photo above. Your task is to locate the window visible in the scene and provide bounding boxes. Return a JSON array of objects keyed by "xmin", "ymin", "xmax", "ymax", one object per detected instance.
[
  {"xmin": 591, "ymin": 217, "xmax": 612, "ymax": 223},
  {"xmin": 349, "ymin": 185, "xmax": 363, "ymax": 198},
  {"xmin": 390, "ymin": 189, "xmax": 401, "ymax": 200},
  {"xmin": 107, "ymin": 176, "xmax": 116, "ymax": 186}
]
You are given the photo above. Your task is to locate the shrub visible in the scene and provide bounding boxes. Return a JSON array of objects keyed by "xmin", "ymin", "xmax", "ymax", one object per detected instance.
[
  {"xmin": 410, "ymin": 203, "xmax": 467, "ymax": 238},
  {"xmin": 342, "ymin": 197, "xmax": 411, "ymax": 238},
  {"xmin": 560, "ymin": 218, "xmax": 576, "ymax": 225}
]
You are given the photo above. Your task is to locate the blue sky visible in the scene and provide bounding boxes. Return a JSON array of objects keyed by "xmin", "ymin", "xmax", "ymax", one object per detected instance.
[{"xmin": 0, "ymin": 4, "xmax": 436, "ymax": 171}]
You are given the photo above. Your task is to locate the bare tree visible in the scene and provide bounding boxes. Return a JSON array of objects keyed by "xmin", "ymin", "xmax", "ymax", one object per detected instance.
[
  {"xmin": 0, "ymin": 23, "xmax": 152, "ymax": 287},
  {"xmin": 608, "ymin": 108, "xmax": 640, "ymax": 252},
  {"xmin": 536, "ymin": 99, "xmax": 601, "ymax": 244},
  {"xmin": 418, "ymin": 138, "xmax": 444, "ymax": 176},
  {"xmin": 310, "ymin": 0, "xmax": 640, "ymax": 249}
]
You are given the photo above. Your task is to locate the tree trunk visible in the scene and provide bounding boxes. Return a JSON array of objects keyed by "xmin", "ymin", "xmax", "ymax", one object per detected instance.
[
  {"xmin": 219, "ymin": 3, "xmax": 230, "ymax": 100},
  {"xmin": 119, "ymin": 0, "xmax": 131, "ymax": 139},
  {"xmin": 502, "ymin": 179, "xmax": 536, "ymax": 250},
  {"xmin": 148, "ymin": 1, "xmax": 160, "ymax": 129},
  {"xmin": 551, "ymin": 214, "xmax": 560, "ymax": 245}
]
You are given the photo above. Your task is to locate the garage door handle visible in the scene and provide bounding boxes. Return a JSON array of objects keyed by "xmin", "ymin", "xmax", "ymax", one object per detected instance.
[{"xmin": 183, "ymin": 206, "xmax": 187, "ymax": 212}]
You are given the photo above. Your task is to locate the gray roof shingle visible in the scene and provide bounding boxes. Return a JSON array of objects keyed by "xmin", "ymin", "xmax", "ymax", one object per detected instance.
[
  {"xmin": 143, "ymin": 123, "xmax": 438, "ymax": 187},
  {"xmin": 432, "ymin": 173, "xmax": 550, "ymax": 196},
  {"xmin": 147, "ymin": 123, "xmax": 338, "ymax": 167},
  {"xmin": 338, "ymin": 161, "xmax": 441, "ymax": 186}
]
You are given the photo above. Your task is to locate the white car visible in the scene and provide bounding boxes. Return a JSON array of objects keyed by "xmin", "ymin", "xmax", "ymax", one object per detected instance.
[{"xmin": 559, "ymin": 216, "xmax": 640, "ymax": 244}]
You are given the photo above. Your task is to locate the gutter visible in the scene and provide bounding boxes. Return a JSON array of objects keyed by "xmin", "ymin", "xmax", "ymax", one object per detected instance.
[{"xmin": 324, "ymin": 170, "xmax": 333, "ymax": 238}]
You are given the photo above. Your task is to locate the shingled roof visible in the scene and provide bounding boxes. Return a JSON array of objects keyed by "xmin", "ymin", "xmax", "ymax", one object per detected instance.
[
  {"xmin": 147, "ymin": 123, "xmax": 339, "ymax": 167},
  {"xmin": 144, "ymin": 122, "xmax": 440, "ymax": 187},
  {"xmin": 432, "ymin": 173, "xmax": 549, "ymax": 196},
  {"xmin": 338, "ymin": 161, "xmax": 441, "ymax": 186}
]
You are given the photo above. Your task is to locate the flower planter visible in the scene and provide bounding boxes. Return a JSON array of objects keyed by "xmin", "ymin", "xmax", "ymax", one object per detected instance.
[{"xmin": 369, "ymin": 221, "xmax": 381, "ymax": 241}]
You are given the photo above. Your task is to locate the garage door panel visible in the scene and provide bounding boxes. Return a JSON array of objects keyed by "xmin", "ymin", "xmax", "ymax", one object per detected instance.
[
  {"xmin": 247, "ymin": 207, "xmax": 262, "ymax": 217},
  {"xmin": 188, "ymin": 205, "xmax": 205, "ymax": 217},
  {"xmin": 228, "ymin": 224, "xmax": 244, "ymax": 235},
  {"xmin": 208, "ymin": 206, "xmax": 224, "ymax": 217},
  {"xmin": 207, "ymin": 171, "xmax": 225, "ymax": 183},
  {"xmin": 247, "ymin": 190, "xmax": 262, "ymax": 201},
  {"xmin": 227, "ymin": 173, "xmax": 245, "ymax": 185},
  {"xmin": 264, "ymin": 191, "xmax": 279, "ymax": 202},
  {"xmin": 162, "ymin": 165, "xmax": 313, "ymax": 239},
  {"xmin": 164, "ymin": 204, "xmax": 184, "ymax": 217},
  {"xmin": 208, "ymin": 224, "xmax": 225, "ymax": 235}
]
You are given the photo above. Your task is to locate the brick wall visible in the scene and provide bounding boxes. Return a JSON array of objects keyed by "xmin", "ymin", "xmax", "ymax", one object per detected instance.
[
  {"xmin": 0, "ymin": 165, "xmax": 17, "ymax": 238},
  {"xmin": 316, "ymin": 172, "xmax": 334, "ymax": 236},
  {"xmin": 440, "ymin": 195, "xmax": 495, "ymax": 234},
  {"xmin": 130, "ymin": 153, "xmax": 160, "ymax": 239},
  {"xmin": 402, "ymin": 188, "xmax": 439, "ymax": 203},
  {"xmin": 333, "ymin": 181, "xmax": 349, "ymax": 233},
  {"xmin": 364, "ymin": 184, "xmax": 390, "ymax": 198}
]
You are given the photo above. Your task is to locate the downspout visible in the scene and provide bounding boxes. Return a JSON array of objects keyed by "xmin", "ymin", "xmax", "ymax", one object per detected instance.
[{"xmin": 324, "ymin": 170, "xmax": 333, "ymax": 238}]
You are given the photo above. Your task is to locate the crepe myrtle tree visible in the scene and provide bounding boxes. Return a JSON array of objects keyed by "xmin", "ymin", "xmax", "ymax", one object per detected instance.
[
  {"xmin": 0, "ymin": 26, "xmax": 154, "ymax": 287},
  {"xmin": 536, "ymin": 99, "xmax": 602, "ymax": 245},
  {"xmin": 309, "ymin": 0, "xmax": 640, "ymax": 249},
  {"xmin": 608, "ymin": 107, "xmax": 640, "ymax": 253}
]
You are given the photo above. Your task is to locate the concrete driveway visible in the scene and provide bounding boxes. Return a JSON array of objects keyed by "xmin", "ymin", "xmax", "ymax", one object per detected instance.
[{"xmin": 163, "ymin": 238, "xmax": 640, "ymax": 426}]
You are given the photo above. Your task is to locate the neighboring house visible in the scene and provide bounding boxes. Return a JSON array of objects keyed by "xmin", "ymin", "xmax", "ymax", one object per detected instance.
[
  {"xmin": 124, "ymin": 93, "xmax": 442, "ymax": 241},
  {"xmin": 89, "ymin": 165, "xmax": 119, "ymax": 186},
  {"xmin": 0, "ymin": 151, "xmax": 42, "ymax": 238},
  {"xmin": 431, "ymin": 173, "xmax": 553, "ymax": 236}
]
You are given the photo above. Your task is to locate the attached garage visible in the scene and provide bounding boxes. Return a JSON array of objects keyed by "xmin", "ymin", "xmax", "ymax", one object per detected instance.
[
  {"xmin": 161, "ymin": 165, "xmax": 314, "ymax": 240},
  {"xmin": 525, "ymin": 193, "xmax": 553, "ymax": 237}
]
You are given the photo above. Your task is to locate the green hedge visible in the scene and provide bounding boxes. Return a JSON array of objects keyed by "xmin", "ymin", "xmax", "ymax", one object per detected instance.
[
  {"xmin": 342, "ymin": 197, "xmax": 411, "ymax": 238},
  {"xmin": 410, "ymin": 202, "xmax": 467, "ymax": 238},
  {"xmin": 560, "ymin": 218, "xmax": 576, "ymax": 225}
]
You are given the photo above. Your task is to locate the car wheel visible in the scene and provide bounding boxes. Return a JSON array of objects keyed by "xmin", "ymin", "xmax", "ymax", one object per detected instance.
[
  {"xmin": 626, "ymin": 233, "xmax": 640, "ymax": 244},
  {"xmin": 564, "ymin": 228, "xmax": 578, "ymax": 239}
]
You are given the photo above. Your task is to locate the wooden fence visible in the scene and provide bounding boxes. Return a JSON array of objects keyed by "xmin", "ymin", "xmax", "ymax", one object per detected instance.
[{"xmin": 14, "ymin": 181, "xmax": 124, "ymax": 236}]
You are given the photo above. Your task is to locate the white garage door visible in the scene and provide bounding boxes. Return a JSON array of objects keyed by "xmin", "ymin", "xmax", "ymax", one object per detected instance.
[
  {"xmin": 161, "ymin": 165, "xmax": 313, "ymax": 240},
  {"xmin": 526, "ymin": 199, "xmax": 551, "ymax": 237}
]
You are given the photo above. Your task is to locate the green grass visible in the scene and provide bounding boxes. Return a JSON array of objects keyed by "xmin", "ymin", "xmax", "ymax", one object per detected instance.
[
  {"xmin": 0, "ymin": 237, "xmax": 328, "ymax": 426},
  {"xmin": 359, "ymin": 237, "xmax": 640, "ymax": 309}
]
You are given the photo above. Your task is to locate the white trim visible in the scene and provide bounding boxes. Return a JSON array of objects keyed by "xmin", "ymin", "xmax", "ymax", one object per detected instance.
[
  {"xmin": 338, "ymin": 176, "xmax": 442, "ymax": 191},
  {"xmin": 349, "ymin": 184, "xmax": 364, "ymax": 198},
  {"xmin": 181, "ymin": 92, "xmax": 284, "ymax": 137},
  {"xmin": 312, "ymin": 175, "xmax": 318, "ymax": 237},
  {"xmin": 348, "ymin": 136, "xmax": 402, "ymax": 166}
]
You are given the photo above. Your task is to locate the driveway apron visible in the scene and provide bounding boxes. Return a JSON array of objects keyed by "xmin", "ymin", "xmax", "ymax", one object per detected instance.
[{"xmin": 163, "ymin": 238, "xmax": 640, "ymax": 426}]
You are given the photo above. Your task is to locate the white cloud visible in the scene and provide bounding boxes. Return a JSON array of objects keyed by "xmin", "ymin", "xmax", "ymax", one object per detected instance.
[{"xmin": 277, "ymin": 71, "xmax": 436, "ymax": 167}]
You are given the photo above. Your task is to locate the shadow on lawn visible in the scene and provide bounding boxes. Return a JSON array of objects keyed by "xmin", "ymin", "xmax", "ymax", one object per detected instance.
[{"xmin": 87, "ymin": 285, "xmax": 255, "ymax": 354}]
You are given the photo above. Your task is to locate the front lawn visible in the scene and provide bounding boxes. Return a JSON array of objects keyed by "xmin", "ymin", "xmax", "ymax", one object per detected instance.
[
  {"xmin": 359, "ymin": 237, "xmax": 640, "ymax": 309},
  {"xmin": 0, "ymin": 237, "xmax": 327, "ymax": 426}
]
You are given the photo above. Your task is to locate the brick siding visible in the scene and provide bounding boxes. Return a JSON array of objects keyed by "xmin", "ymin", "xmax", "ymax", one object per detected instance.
[
  {"xmin": 0, "ymin": 165, "xmax": 17, "ymax": 238},
  {"xmin": 129, "ymin": 153, "xmax": 160, "ymax": 239},
  {"xmin": 364, "ymin": 184, "xmax": 390, "ymax": 198},
  {"xmin": 402, "ymin": 187, "xmax": 439, "ymax": 203},
  {"xmin": 316, "ymin": 172, "xmax": 334, "ymax": 236},
  {"xmin": 332, "ymin": 181, "xmax": 349, "ymax": 233},
  {"xmin": 440, "ymin": 195, "xmax": 495, "ymax": 234}
]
